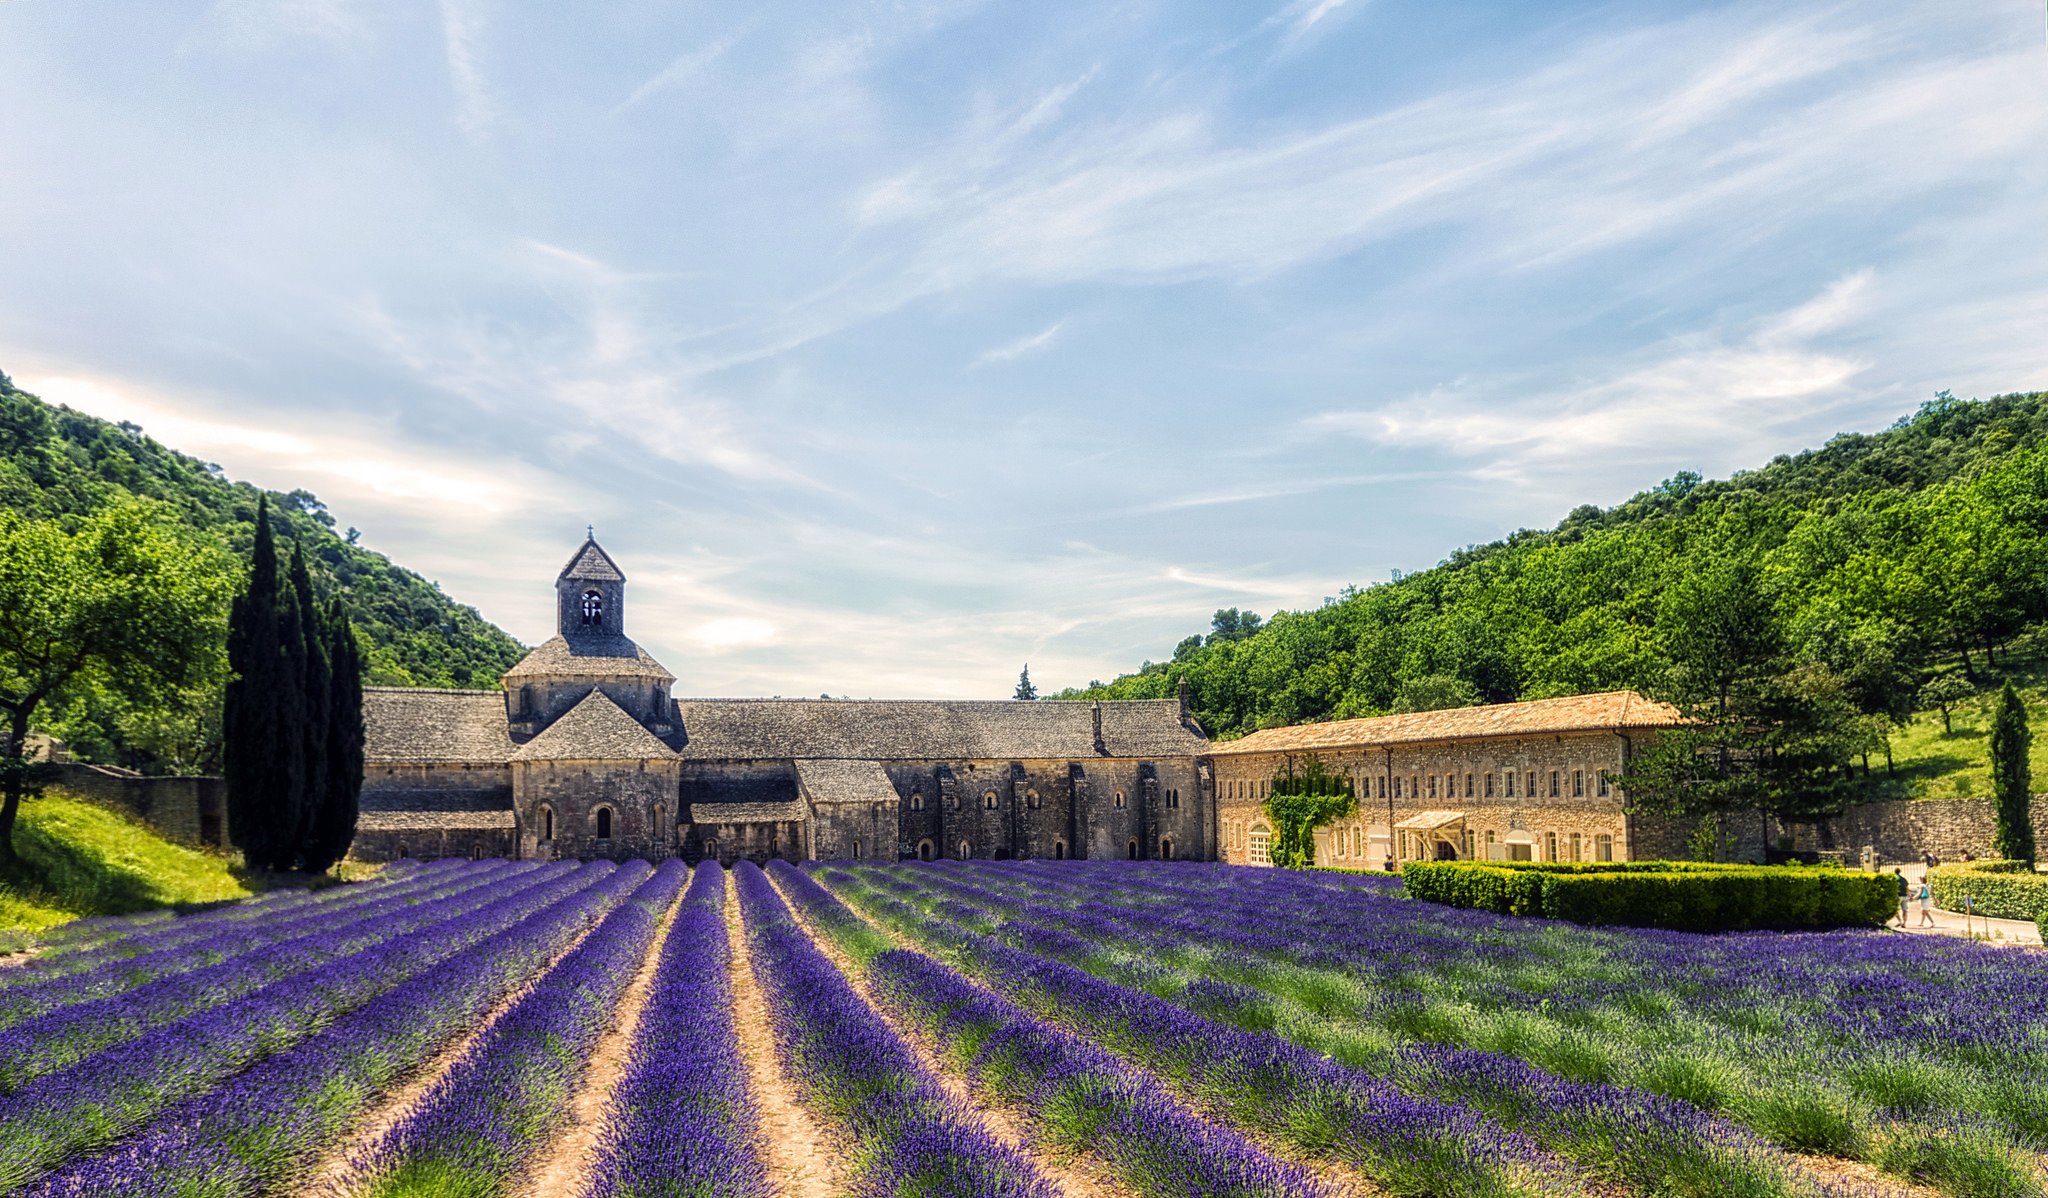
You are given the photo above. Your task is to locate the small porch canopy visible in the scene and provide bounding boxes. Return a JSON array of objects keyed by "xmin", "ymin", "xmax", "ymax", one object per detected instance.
[{"xmin": 1394, "ymin": 810, "xmax": 1467, "ymax": 832}]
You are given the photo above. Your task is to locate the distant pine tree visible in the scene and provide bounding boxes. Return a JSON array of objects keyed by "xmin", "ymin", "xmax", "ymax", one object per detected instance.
[
  {"xmin": 307, "ymin": 597, "xmax": 363, "ymax": 873},
  {"xmin": 1991, "ymin": 681, "xmax": 2035, "ymax": 864},
  {"xmin": 224, "ymin": 497, "xmax": 305, "ymax": 871},
  {"xmin": 1014, "ymin": 665, "xmax": 1038, "ymax": 701}
]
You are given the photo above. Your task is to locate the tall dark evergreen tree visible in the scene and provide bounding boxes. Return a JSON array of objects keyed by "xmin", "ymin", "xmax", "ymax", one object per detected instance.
[
  {"xmin": 308, "ymin": 597, "xmax": 364, "ymax": 872},
  {"xmin": 224, "ymin": 497, "xmax": 304, "ymax": 871},
  {"xmin": 287, "ymin": 542, "xmax": 330, "ymax": 866},
  {"xmin": 1014, "ymin": 665, "xmax": 1038, "ymax": 701},
  {"xmin": 1990, "ymin": 680, "xmax": 2035, "ymax": 864}
]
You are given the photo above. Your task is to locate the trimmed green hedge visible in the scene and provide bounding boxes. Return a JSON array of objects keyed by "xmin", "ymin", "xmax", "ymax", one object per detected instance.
[
  {"xmin": 1401, "ymin": 860, "xmax": 1896, "ymax": 932},
  {"xmin": 1928, "ymin": 860, "xmax": 2048, "ymax": 921}
]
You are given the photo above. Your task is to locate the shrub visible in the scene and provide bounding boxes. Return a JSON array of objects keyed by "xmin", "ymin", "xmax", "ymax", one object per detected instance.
[
  {"xmin": 1402, "ymin": 861, "xmax": 1895, "ymax": 932},
  {"xmin": 1928, "ymin": 861, "xmax": 2048, "ymax": 922}
]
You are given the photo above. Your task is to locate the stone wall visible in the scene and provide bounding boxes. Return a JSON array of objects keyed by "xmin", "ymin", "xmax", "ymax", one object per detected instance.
[
  {"xmin": 50, "ymin": 763, "xmax": 227, "ymax": 848},
  {"xmin": 886, "ymin": 758, "xmax": 1207, "ymax": 862},
  {"xmin": 514, "ymin": 759, "xmax": 678, "ymax": 861},
  {"xmin": 1790, "ymin": 796, "xmax": 2048, "ymax": 864}
]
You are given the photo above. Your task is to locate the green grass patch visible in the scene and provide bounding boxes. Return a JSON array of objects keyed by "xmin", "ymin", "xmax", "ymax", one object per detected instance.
[{"xmin": 0, "ymin": 792, "xmax": 254, "ymax": 941}]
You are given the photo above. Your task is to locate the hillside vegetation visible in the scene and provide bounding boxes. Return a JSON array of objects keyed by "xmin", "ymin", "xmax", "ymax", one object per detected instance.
[
  {"xmin": 0, "ymin": 368, "xmax": 524, "ymax": 774},
  {"xmin": 0, "ymin": 793, "xmax": 254, "ymax": 947},
  {"xmin": 1069, "ymin": 391, "xmax": 2048, "ymax": 800}
]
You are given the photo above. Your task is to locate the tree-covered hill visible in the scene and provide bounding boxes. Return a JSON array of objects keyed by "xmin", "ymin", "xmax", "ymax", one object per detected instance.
[
  {"xmin": 1065, "ymin": 390, "xmax": 2048, "ymax": 798},
  {"xmin": 0, "ymin": 368, "xmax": 524, "ymax": 773}
]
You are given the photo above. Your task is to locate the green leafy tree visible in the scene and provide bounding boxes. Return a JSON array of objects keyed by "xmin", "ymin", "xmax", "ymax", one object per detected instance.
[
  {"xmin": 0, "ymin": 502, "xmax": 226, "ymax": 863},
  {"xmin": 1920, "ymin": 673, "xmax": 1974, "ymax": 735},
  {"xmin": 1013, "ymin": 665, "xmax": 1037, "ymax": 701},
  {"xmin": 1393, "ymin": 673, "xmax": 1478, "ymax": 713},
  {"xmin": 1262, "ymin": 756, "xmax": 1355, "ymax": 869},
  {"xmin": 1989, "ymin": 681, "xmax": 2035, "ymax": 864}
]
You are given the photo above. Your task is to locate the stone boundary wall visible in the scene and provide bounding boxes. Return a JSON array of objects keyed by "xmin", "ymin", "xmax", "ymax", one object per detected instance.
[
  {"xmin": 1791, "ymin": 795, "xmax": 2048, "ymax": 864},
  {"xmin": 49, "ymin": 763, "xmax": 228, "ymax": 849}
]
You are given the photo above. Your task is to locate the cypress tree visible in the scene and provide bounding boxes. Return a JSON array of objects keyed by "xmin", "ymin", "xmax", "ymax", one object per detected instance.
[
  {"xmin": 287, "ymin": 542, "xmax": 330, "ymax": 869},
  {"xmin": 224, "ymin": 498, "xmax": 303, "ymax": 871},
  {"xmin": 1990, "ymin": 681, "xmax": 2035, "ymax": 864},
  {"xmin": 308, "ymin": 597, "xmax": 364, "ymax": 872}
]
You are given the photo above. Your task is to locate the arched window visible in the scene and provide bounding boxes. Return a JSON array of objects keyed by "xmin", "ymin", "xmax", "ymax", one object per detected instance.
[
  {"xmin": 704, "ymin": 838, "xmax": 719, "ymax": 860},
  {"xmin": 1025, "ymin": 789, "xmax": 1040, "ymax": 810},
  {"xmin": 1248, "ymin": 823, "xmax": 1272, "ymax": 866},
  {"xmin": 469, "ymin": 842, "xmax": 482, "ymax": 860},
  {"xmin": 917, "ymin": 838, "xmax": 934, "ymax": 861},
  {"xmin": 983, "ymin": 791, "xmax": 998, "ymax": 810},
  {"xmin": 1160, "ymin": 837, "xmax": 1174, "ymax": 860},
  {"xmin": 948, "ymin": 794, "xmax": 960, "ymax": 810},
  {"xmin": 1126, "ymin": 838, "xmax": 1139, "ymax": 860},
  {"xmin": 1596, "ymin": 832, "xmax": 1614, "ymax": 861},
  {"xmin": 596, "ymin": 806, "xmax": 613, "ymax": 840},
  {"xmin": 396, "ymin": 843, "xmax": 409, "ymax": 858},
  {"xmin": 1113, "ymin": 790, "xmax": 1126, "ymax": 810},
  {"xmin": 851, "ymin": 839, "xmax": 862, "ymax": 859},
  {"xmin": 910, "ymin": 792, "xmax": 925, "ymax": 812},
  {"xmin": 957, "ymin": 839, "xmax": 972, "ymax": 860},
  {"xmin": 1053, "ymin": 840, "xmax": 1067, "ymax": 859},
  {"xmin": 580, "ymin": 589, "xmax": 604, "ymax": 626},
  {"xmin": 539, "ymin": 805, "xmax": 555, "ymax": 841}
]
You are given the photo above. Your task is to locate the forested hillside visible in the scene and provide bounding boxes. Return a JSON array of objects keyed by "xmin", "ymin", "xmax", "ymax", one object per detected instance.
[
  {"xmin": 0, "ymin": 368, "xmax": 524, "ymax": 774},
  {"xmin": 1068, "ymin": 391, "xmax": 2048, "ymax": 797}
]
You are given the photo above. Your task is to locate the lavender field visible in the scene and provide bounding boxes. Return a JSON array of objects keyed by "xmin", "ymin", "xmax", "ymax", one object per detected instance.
[{"xmin": 0, "ymin": 858, "xmax": 2041, "ymax": 1198}]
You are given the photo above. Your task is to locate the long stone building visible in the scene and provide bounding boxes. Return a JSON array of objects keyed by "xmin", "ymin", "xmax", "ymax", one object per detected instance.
[
  {"xmin": 1210, "ymin": 692, "xmax": 1688, "ymax": 868},
  {"xmin": 352, "ymin": 537, "xmax": 1213, "ymax": 865}
]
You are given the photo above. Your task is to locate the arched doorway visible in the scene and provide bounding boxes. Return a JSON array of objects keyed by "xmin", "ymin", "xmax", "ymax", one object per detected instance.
[
  {"xmin": 1126, "ymin": 838, "xmax": 1139, "ymax": 860},
  {"xmin": 539, "ymin": 805, "xmax": 555, "ymax": 842},
  {"xmin": 1053, "ymin": 840, "xmax": 1067, "ymax": 859},
  {"xmin": 595, "ymin": 807, "xmax": 613, "ymax": 841},
  {"xmin": 993, "ymin": 847, "xmax": 1012, "ymax": 861},
  {"xmin": 1159, "ymin": 837, "xmax": 1174, "ymax": 860},
  {"xmin": 917, "ymin": 839, "xmax": 934, "ymax": 861}
]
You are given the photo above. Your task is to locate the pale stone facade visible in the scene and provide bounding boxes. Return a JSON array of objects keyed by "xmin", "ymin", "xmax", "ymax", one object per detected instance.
[
  {"xmin": 1209, "ymin": 693, "xmax": 1683, "ymax": 868},
  {"xmin": 351, "ymin": 537, "xmax": 1213, "ymax": 866}
]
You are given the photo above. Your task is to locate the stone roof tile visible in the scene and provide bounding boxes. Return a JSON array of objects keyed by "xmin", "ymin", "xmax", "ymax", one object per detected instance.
[
  {"xmin": 357, "ymin": 810, "xmax": 514, "ymax": 831},
  {"xmin": 673, "ymin": 698, "xmax": 1204, "ymax": 761},
  {"xmin": 559, "ymin": 537, "xmax": 624, "ymax": 582},
  {"xmin": 364, "ymin": 689, "xmax": 514, "ymax": 764},
  {"xmin": 794, "ymin": 759, "xmax": 898, "ymax": 805},
  {"xmin": 512, "ymin": 689, "xmax": 679, "ymax": 762},
  {"xmin": 1209, "ymin": 690, "xmax": 1684, "ymax": 756},
  {"xmin": 502, "ymin": 635, "xmax": 673, "ymax": 683}
]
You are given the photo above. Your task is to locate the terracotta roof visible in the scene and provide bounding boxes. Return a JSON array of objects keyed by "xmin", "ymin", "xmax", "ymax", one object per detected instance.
[
  {"xmin": 364, "ymin": 689, "xmax": 514, "ymax": 764},
  {"xmin": 512, "ymin": 690, "xmax": 679, "ymax": 762},
  {"xmin": 502, "ymin": 635, "xmax": 673, "ymax": 683},
  {"xmin": 357, "ymin": 810, "xmax": 515, "ymax": 831},
  {"xmin": 673, "ymin": 698, "xmax": 1205, "ymax": 761},
  {"xmin": 559, "ymin": 536, "xmax": 624, "ymax": 582},
  {"xmin": 1208, "ymin": 690, "xmax": 1684, "ymax": 756},
  {"xmin": 683, "ymin": 799, "xmax": 807, "ymax": 824},
  {"xmin": 794, "ymin": 759, "xmax": 898, "ymax": 805}
]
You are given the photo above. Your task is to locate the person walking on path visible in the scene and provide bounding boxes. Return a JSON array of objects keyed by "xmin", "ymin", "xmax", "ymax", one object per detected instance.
[
  {"xmin": 1917, "ymin": 878, "xmax": 1937, "ymax": 928},
  {"xmin": 1895, "ymin": 868, "xmax": 1910, "ymax": 927}
]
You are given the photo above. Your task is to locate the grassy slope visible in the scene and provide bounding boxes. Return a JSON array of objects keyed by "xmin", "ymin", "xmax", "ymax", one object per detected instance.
[
  {"xmin": 1889, "ymin": 635, "xmax": 2048, "ymax": 800},
  {"xmin": 0, "ymin": 792, "xmax": 254, "ymax": 946}
]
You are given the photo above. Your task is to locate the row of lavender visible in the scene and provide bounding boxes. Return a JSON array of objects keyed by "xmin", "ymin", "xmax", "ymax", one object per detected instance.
[
  {"xmin": 0, "ymin": 860, "xmax": 622, "ymax": 1195},
  {"xmin": 939, "ymin": 860, "xmax": 2047, "ymax": 1198}
]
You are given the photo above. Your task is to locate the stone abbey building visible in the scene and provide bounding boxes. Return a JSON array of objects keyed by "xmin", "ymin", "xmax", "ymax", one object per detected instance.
[{"xmin": 352, "ymin": 537, "xmax": 1213, "ymax": 865}]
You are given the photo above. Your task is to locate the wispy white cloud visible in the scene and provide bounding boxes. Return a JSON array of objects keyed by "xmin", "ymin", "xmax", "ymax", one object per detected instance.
[
  {"xmin": 438, "ymin": 0, "xmax": 494, "ymax": 140},
  {"xmin": 970, "ymin": 320, "xmax": 1064, "ymax": 368},
  {"xmin": 614, "ymin": 31, "xmax": 747, "ymax": 114}
]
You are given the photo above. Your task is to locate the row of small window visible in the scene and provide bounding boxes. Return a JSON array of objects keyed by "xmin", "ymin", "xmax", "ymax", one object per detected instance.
[
  {"xmin": 1220, "ymin": 819, "xmax": 1617, "ymax": 864},
  {"xmin": 906, "ymin": 837, "xmax": 1176, "ymax": 861},
  {"xmin": 906, "ymin": 788, "xmax": 1177, "ymax": 812},
  {"xmin": 1225, "ymin": 769, "xmax": 1610, "ymax": 803}
]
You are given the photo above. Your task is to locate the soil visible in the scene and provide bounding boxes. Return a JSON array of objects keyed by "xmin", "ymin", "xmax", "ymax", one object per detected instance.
[
  {"xmin": 725, "ymin": 876, "xmax": 846, "ymax": 1198},
  {"xmin": 508, "ymin": 893, "xmax": 683, "ymax": 1198},
  {"xmin": 1798, "ymin": 1153, "xmax": 1959, "ymax": 1198},
  {"xmin": 766, "ymin": 870, "xmax": 1119, "ymax": 1198},
  {"xmin": 299, "ymin": 908, "xmax": 611, "ymax": 1197}
]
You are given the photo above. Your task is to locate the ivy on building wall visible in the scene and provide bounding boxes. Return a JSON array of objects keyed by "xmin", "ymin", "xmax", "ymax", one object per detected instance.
[{"xmin": 1262, "ymin": 757, "xmax": 1356, "ymax": 869}]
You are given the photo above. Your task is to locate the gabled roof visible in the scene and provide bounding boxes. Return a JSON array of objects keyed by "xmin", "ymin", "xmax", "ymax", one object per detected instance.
[
  {"xmin": 1208, "ymin": 690, "xmax": 1684, "ymax": 756},
  {"xmin": 794, "ymin": 759, "xmax": 898, "ymax": 805},
  {"xmin": 364, "ymin": 688, "xmax": 514, "ymax": 764},
  {"xmin": 672, "ymin": 698, "xmax": 1205, "ymax": 761},
  {"xmin": 559, "ymin": 536, "xmax": 625, "ymax": 583},
  {"xmin": 502, "ymin": 635, "xmax": 674, "ymax": 683},
  {"xmin": 512, "ymin": 690, "xmax": 678, "ymax": 762}
]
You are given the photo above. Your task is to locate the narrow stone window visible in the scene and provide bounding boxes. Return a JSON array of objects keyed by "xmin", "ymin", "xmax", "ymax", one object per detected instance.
[
  {"xmin": 911, "ymin": 792, "xmax": 924, "ymax": 811},
  {"xmin": 397, "ymin": 842, "xmax": 409, "ymax": 858},
  {"xmin": 1527, "ymin": 772, "xmax": 1537, "ymax": 799},
  {"xmin": 1113, "ymin": 790, "xmax": 1127, "ymax": 809},
  {"xmin": 1598, "ymin": 772, "xmax": 1611, "ymax": 797},
  {"xmin": 1054, "ymin": 840, "xmax": 1067, "ymax": 859},
  {"xmin": 1465, "ymin": 773, "xmax": 1474, "ymax": 798},
  {"xmin": 852, "ymin": 839, "xmax": 861, "ymax": 859},
  {"xmin": 1026, "ymin": 789, "xmax": 1040, "ymax": 810},
  {"xmin": 958, "ymin": 839, "xmax": 972, "ymax": 859},
  {"xmin": 540, "ymin": 806, "xmax": 555, "ymax": 841},
  {"xmin": 1545, "ymin": 831, "xmax": 1558, "ymax": 861},
  {"xmin": 1428, "ymin": 775, "xmax": 1438, "ymax": 800},
  {"xmin": 580, "ymin": 589, "xmax": 604, "ymax": 626},
  {"xmin": 1569, "ymin": 832, "xmax": 1583, "ymax": 862},
  {"xmin": 1549, "ymin": 771, "xmax": 1560, "ymax": 798},
  {"xmin": 1596, "ymin": 833, "xmax": 1614, "ymax": 861},
  {"xmin": 1504, "ymin": 772, "xmax": 1516, "ymax": 798},
  {"xmin": 983, "ymin": 790, "xmax": 999, "ymax": 810},
  {"xmin": 596, "ymin": 806, "xmax": 613, "ymax": 840},
  {"xmin": 1160, "ymin": 837, "xmax": 1175, "ymax": 860},
  {"xmin": 1126, "ymin": 838, "xmax": 1139, "ymax": 860},
  {"xmin": 1485, "ymin": 772, "xmax": 1495, "ymax": 798},
  {"xmin": 1573, "ymin": 769, "xmax": 1584, "ymax": 798}
]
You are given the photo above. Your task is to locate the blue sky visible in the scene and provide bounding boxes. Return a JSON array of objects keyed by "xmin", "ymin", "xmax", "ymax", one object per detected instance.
[{"xmin": 2, "ymin": 1, "xmax": 2044, "ymax": 698}]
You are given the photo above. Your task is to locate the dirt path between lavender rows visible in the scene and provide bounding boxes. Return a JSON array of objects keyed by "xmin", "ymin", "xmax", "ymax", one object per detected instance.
[
  {"xmin": 301, "ymin": 907, "xmax": 614, "ymax": 1197},
  {"xmin": 507, "ymin": 891, "xmax": 683, "ymax": 1198},
  {"xmin": 765, "ymin": 869, "xmax": 1123, "ymax": 1198},
  {"xmin": 725, "ymin": 876, "xmax": 846, "ymax": 1198}
]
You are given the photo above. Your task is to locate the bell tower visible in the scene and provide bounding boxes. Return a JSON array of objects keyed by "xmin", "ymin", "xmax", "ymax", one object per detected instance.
[{"xmin": 557, "ymin": 529, "xmax": 628, "ymax": 648}]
